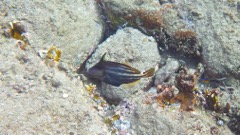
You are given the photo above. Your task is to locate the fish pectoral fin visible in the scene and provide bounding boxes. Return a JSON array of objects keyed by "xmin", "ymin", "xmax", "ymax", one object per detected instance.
[
  {"xmin": 100, "ymin": 52, "xmax": 108, "ymax": 62},
  {"xmin": 122, "ymin": 80, "xmax": 140, "ymax": 88},
  {"xmin": 143, "ymin": 68, "xmax": 155, "ymax": 77}
]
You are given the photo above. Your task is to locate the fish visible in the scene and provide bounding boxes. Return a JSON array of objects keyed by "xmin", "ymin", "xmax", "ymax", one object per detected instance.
[{"xmin": 86, "ymin": 53, "xmax": 155, "ymax": 87}]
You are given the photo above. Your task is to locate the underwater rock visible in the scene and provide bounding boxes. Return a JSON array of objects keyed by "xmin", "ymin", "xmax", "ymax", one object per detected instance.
[
  {"xmin": 104, "ymin": 0, "xmax": 240, "ymax": 79},
  {"xmin": 166, "ymin": 0, "xmax": 240, "ymax": 79},
  {"xmin": 119, "ymin": 91, "xmax": 233, "ymax": 135},
  {"xmin": 86, "ymin": 27, "xmax": 160, "ymax": 104},
  {"xmin": 103, "ymin": 0, "xmax": 202, "ymax": 57},
  {"xmin": 154, "ymin": 58, "xmax": 179, "ymax": 86},
  {"xmin": 0, "ymin": 36, "xmax": 109, "ymax": 134},
  {"xmin": 103, "ymin": 0, "xmax": 161, "ymax": 34},
  {"xmin": 0, "ymin": 0, "xmax": 103, "ymax": 74}
]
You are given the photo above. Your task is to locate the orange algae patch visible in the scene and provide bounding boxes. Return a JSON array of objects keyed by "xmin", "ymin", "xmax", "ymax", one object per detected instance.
[{"xmin": 170, "ymin": 68, "xmax": 198, "ymax": 111}]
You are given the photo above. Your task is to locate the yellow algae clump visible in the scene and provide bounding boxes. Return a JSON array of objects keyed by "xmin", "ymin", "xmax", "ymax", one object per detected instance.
[
  {"xmin": 84, "ymin": 84, "xmax": 96, "ymax": 94},
  {"xmin": 3, "ymin": 21, "xmax": 31, "ymax": 50},
  {"xmin": 46, "ymin": 46, "xmax": 62, "ymax": 62}
]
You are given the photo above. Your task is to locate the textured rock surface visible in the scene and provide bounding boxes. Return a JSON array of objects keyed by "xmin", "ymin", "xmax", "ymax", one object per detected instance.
[
  {"xmin": 86, "ymin": 27, "xmax": 160, "ymax": 104},
  {"xmin": 0, "ymin": 0, "xmax": 108, "ymax": 134},
  {"xmin": 154, "ymin": 58, "xmax": 180, "ymax": 86},
  {"xmin": 103, "ymin": 0, "xmax": 240, "ymax": 79},
  {"xmin": 1, "ymin": 0, "xmax": 240, "ymax": 134},
  {"xmin": 119, "ymin": 91, "xmax": 233, "ymax": 135},
  {"xmin": 0, "ymin": 0, "xmax": 103, "ymax": 75},
  {"xmin": 0, "ymin": 39, "xmax": 108, "ymax": 134},
  {"xmin": 163, "ymin": 0, "xmax": 240, "ymax": 79}
]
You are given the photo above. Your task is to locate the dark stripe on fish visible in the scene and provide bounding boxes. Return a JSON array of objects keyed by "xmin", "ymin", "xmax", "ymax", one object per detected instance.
[{"xmin": 101, "ymin": 61, "xmax": 141, "ymax": 74}]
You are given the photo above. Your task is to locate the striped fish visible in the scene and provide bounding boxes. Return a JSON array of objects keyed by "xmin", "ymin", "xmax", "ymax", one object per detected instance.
[{"xmin": 86, "ymin": 53, "xmax": 155, "ymax": 86}]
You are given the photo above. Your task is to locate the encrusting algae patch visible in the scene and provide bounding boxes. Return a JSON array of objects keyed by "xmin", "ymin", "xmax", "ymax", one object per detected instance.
[
  {"xmin": 46, "ymin": 46, "xmax": 62, "ymax": 62},
  {"xmin": 3, "ymin": 21, "xmax": 30, "ymax": 50}
]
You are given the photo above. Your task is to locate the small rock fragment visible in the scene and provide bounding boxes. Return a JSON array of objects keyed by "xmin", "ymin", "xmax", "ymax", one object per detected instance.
[
  {"xmin": 38, "ymin": 50, "xmax": 48, "ymax": 59},
  {"xmin": 154, "ymin": 58, "xmax": 179, "ymax": 85},
  {"xmin": 58, "ymin": 62, "xmax": 68, "ymax": 72},
  {"xmin": 51, "ymin": 78, "xmax": 61, "ymax": 88},
  {"xmin": 216, "ymin": 120, "xmax": 224, "ymax": 126},
  {"xmin": 62, "ymin": 93, "xmax": 69, "ymax": 98}
]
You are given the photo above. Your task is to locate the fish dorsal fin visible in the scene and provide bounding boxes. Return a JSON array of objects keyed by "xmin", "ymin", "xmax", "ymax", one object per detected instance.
[
  {"xmin": 123, "ymin": 61, "xmax": 131, "ymax": 66},
  {"xmin": 100, "ymin": 52, "xmax": 107, "ymax": 62}
]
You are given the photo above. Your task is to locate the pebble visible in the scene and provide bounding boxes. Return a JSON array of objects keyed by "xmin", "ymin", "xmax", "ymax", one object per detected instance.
[
  {"xmin": 58, "ymin": 62, "xmax": 68, "ymax": 72},
  {"xmin": 51, "ymin": 78, "xmax": 62, "ymax": 88},
  {"xmin": 62, "ymin": 93, "xmax": 69, "ymax": 98},
  {"xmin": 216, "ymin": 120, "xmax": 224, "ymax": 126},
  {"xmin": 148, "ymin": 87, "xmax": 157, "ymax": 94},
  {"xmin": 38, "ymin": 50, "xmax": 48, "ymax": 58}
]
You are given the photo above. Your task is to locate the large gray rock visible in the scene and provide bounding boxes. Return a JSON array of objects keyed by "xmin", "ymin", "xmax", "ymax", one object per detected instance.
[
  {"xmin": 0, "ymin": 37, "xmax": 109, "ymax": 134},
  {"xmin": 103, "ymin": 0, "xmax": 240, "ymax": 79},
  {"xmin": 154, "ymin": 58, "xmax": 180, "ymax": 85},
  {"xmin": 86, "ymin": 27, "xmax": 160, "ymax": 104},
  {"xmin": 116, "ymin": 91, "xmax": 233, "ymax": 135},
  {"xmin": 0, "ymin": 0, "xmax": 108, "ymax": 134},
  {"xmin": 0, "ymin": 0, "xmax": 103, "ymax": 74},
  {"xmin": 162, "ymin": 0, "xmax": 240, "ymax": 79}
]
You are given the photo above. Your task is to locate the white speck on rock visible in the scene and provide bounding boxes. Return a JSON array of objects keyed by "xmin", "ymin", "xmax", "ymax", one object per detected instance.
[{"xmin": 62, "ymin": 93, "xmax": 69, "ymax": 98}]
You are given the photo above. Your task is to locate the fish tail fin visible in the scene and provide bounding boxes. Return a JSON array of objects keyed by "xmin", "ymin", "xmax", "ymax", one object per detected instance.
[{"xmin": 142, "ymin": 68, "xmax": 155, "ymax": 78}]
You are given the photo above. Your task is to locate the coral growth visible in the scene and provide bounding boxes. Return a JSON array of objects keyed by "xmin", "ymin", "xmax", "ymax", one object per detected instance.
[
  {"xmin": 204, "ymin": 88, "xmax": 231, "ymax": 113},
  {"xmin": 205, "ymin": 89, "xmax": 221, "ymax": 112},
  {"xmin": 133, "ymin": 9, "xmax": 163, "ymax": 30},
  {"xmin": 106, "ymin": 4, "xmax": 173, "ymax": 35},
  {"xmin": 174, "ymin": 29, "xmax": 197, "ymax": 41},
  {"xmin": 85, "ymin": 83, "xmax": 97, "ymax": 94},
  {"xmin": 153, "ymin": 66, "xmax": 200, "ymax": 111},
  {"xmin": 153, "ymin": 64, "xmax": 231, "ymax": 113},
  {"xmin": 173, "ymin": 29, "xmax": 200, "ymax": 56},
  {"xmin": 170, "ymin": 67, "xmax": 199, "ymax": 111},
  {"xmin": 156, "ymin": 84, "xmax": 175, "ymax": 108}
]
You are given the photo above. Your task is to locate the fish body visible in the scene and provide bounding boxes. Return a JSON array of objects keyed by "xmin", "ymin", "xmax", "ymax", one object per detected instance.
[{"xmin": 86, "ymin": 53, "xmax": 155, "ymax": 86}]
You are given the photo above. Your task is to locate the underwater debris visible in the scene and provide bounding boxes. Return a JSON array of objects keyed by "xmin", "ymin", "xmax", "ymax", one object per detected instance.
[
  {"xmin": 46, "ymin": 46, "xmax": 62, "ymax": 62},
  {"xmin": 3, "ymin": 21, "xmax": 30, "ymax": 50}
]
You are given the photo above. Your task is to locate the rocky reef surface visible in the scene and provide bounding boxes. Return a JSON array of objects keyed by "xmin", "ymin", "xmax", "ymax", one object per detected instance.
[{"xmin": 0, "ymin": 0, "xmax": 240, "ymax": 134}]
